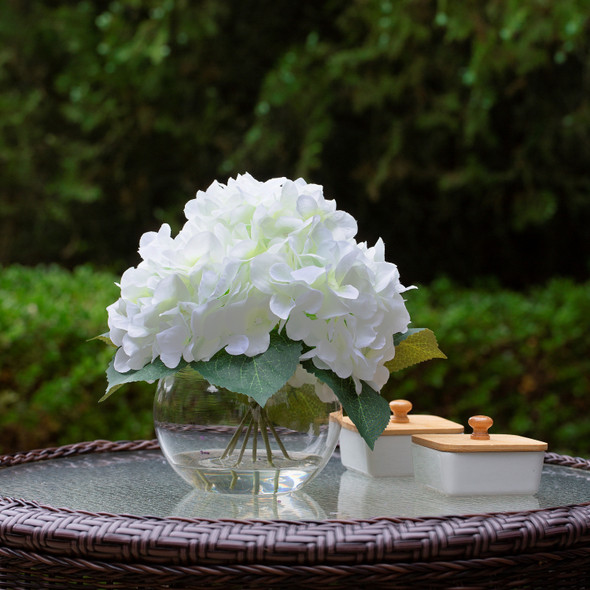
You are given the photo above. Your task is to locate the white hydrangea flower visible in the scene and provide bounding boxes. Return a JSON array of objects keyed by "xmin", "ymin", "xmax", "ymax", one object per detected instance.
[{"xmin": 107, "ymin": 173, "xmax": 413, "ymax": 393}]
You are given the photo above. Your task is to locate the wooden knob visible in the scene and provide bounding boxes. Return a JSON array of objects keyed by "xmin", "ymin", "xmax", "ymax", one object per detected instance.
[
  {"xmin": 389, "ymin": 399, "xmax": 412, "ymax": 423},
  {"xmin": 469, "ymin": 415, "xmax": 493, "ymax": 440}
]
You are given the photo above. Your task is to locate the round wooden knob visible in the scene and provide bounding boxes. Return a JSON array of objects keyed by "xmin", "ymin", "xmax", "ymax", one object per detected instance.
[
  {"xmin": 469, "ymin": 415, "xmax": 493, "ymax": 440},
  {"xmin": 389, "ymin": 399, "xmax": 412, "ymax": 423}
]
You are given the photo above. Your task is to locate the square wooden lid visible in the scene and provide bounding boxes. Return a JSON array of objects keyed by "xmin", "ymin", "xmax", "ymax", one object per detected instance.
[
  {"xmin": 412, "ymin": 433, "xmax": 548, "ymax": 452},
  {"xmin": 340, "ymin": 414, "xmax": 464, "ymax": 435},
  {"xmin": 338, "ymin": 400, "xmax": 463, "ymax": 436},
  {"xmin": 412, "ymin": 416, "xmax": 547, "ymax": 452}
]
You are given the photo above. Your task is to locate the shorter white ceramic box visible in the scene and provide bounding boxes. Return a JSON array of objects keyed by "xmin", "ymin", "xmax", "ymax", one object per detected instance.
[
  {"xmin": 338, "ymin": 400, "xmax": 464, "ymax": 477},
  {"xmin": 412, "ymin": 415, "xmax": 548, "ymax": 496}
]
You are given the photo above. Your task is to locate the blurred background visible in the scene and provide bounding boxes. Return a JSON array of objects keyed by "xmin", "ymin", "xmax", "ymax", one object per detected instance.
[{"xmin": 0, "ymin": 0, "xmax": 589, "ymax": 454}]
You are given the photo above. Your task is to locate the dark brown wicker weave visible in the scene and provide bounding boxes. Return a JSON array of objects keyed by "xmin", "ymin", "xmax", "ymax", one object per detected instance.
[{"xmin": 1, "ymin": 440, "xmax": 590, "ymax": 589}]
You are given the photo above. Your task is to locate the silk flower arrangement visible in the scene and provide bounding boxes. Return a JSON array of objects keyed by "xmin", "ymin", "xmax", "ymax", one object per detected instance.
[{"xmin": 100, "ymin": 174, "xmax": 445, "ymax": 451}]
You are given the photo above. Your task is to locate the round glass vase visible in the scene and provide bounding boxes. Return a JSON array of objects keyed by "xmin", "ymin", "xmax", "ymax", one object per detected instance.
[{"xmin": 154, "ymin": 366, "xmax": 342, "ymax": 495}]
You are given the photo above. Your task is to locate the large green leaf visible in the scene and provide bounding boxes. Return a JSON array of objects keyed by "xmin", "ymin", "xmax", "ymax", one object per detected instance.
[
  {"xmin": 301, "ymin": 361, "xmax": 390, "ymax": 450},
  {"xmin": 192, "ymin": 332, "xmax": 302, "ymax": 407},
  {"xmin": 388, "ymin": 328, "xmax": 446, "ymax": 372},
  {"xmin": 101, "ymin": 357, "xmax": 185, "ymax": 402}
]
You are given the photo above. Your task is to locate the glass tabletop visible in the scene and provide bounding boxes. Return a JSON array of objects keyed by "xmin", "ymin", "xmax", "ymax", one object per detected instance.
[{"xmin": 0, "ymin": 448, "xmax": 588, "ymax": 521}]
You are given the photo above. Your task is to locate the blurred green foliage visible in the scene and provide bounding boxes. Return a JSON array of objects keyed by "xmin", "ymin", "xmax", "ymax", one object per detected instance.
[
  {"xmin": 0, "ymin": 1, "xmax": 589, "ymax": 286},
  {"xmin": 0, "ymin": 265, "xmax": 588, "ymax": 455},
  {"xmin": 0, "ymin": 265, "xmax": 154, "ymax": 452}
]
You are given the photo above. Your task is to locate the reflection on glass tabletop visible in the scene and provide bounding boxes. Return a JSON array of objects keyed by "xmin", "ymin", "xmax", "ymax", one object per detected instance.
[{"xmin": 0, "ymin": 449, "xmax": 588, "ymax": 521}]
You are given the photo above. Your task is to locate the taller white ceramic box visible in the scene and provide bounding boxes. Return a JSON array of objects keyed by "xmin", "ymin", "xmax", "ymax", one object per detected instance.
[{"xmin": 338, "ymin": 399, "xmax": 463, "ymax": 477}]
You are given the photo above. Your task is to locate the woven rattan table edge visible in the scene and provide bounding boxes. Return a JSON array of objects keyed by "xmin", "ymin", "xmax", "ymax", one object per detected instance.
[
  {"xmin": 0, "ymin": 439, "xmax": 589, "ymax": 569},
  {"xmin": 2, "ymin": 543, "xmax": 590, "ymax": 589}
]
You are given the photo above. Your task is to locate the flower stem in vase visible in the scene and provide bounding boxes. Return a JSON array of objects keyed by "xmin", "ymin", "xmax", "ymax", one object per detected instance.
[
  {"xmin": 236, "ymin": 419, "xmax": 254, "ymax": 464},
  {"xmin": 196, "ymin": 469, "xmax": 213, "ymax": 491},
  {"xmin": 268, "ymin": 419, "xmax": 292, "ymax": 460},
  {"xmin": 252, "ymin": 415, "xmax": 258, "ymax": 462},
  {"xmin": 220, "ymin": 411, "xmax": 252, "ymax": 460},
  {"xmin": 218, "ymin": 398, "xmax": 293, "ymax": 468},
  {"xmin": 258, "ymin": 409, "xmax": 275, "ymax": 467}
]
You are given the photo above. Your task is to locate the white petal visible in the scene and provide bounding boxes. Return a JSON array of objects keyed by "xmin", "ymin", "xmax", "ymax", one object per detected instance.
[
  {"xmin": 269, "ymin": 263, "xmax": 293, "ymax": 283},
  {"xmin": 296, "ymin": 194, "xmax": 318, "ymax": 218},
  {"xmin": 270, "ymin": 294, "xmax": 295, "ymax": 319},
  {"xmin": 295, "ymin": 289, "xmax": 323, "ymax": 314},
  {"xmin": 225, "ymin": 335, "xmax": 249, "ymax": 356},
  {"xmin": 332, "ymin": 284, "xmax": 359, "ymax": 299},
  {"xmin": 159, "ymin": 350, "xmax": 182, "ymax": 368},
  {"xmin": 291, "ymin": 266, "xmax": 324, "ymax": 285},
  {"xmin": 113, "ymin": 347, "xmax": 132, "ymax": 373},
  {"xmin": 156, "ymin": 325, "xmax": 187, "ymax": 357},
  {"xmin": 244, "ymin": 331, "xmax": 270, "ymax": 356}
]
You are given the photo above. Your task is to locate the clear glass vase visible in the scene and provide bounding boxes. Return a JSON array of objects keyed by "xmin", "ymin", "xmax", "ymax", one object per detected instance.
[{"xmin": 154, "ymin": 365, "xmax": 342, "ymax": 495}]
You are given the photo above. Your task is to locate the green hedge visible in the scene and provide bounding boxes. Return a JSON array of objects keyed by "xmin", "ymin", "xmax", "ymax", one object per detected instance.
[
  {"xmin": 1, "ymin": 265, "xmax": 589, "ymax": 455},
  {"xmin": 0, "ymin": 265, "xmax": 154, "ymax": 453}
]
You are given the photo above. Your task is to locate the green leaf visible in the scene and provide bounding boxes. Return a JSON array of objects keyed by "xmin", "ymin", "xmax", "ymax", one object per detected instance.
[
  {"xmin": 89, "ymin": 333, "xmax": 117, "ymax": 348},
  {"xmin": 101, "ymin": 357, "xmax": 185, "ymax": 402},
  {"xmin": 301, "ymin": 361, "xmax": 390, "ymax": 450},
  {"xmin": 388, "ymin": 328, "xmax": 446, "ymax": 372},
  {"xmin": 393, "ymin": 327, "xmax": 424, "ymax": 346},
  {"xmin": 192, "ymin": 331, "xmax": 302, "ymax": 407}
]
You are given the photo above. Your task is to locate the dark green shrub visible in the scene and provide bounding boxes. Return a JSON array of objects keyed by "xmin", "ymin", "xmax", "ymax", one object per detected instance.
[
  {"xmin": 0, "ymin": 1, "xmax": 331, "ymax": 273},
  {"xmin": 0, "ymin": 265, "xmax": 154, "ymax": 453},
  {"xmin": 236, "ymin": 0, "xmax": 590, "ymax": 286}
]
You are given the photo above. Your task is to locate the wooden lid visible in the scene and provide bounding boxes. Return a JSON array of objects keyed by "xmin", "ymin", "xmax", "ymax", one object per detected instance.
[
  {"xmin": 339, "ymin": 399, "xmax": 464, "ymax": 436},
  {"xmin": 412, "ymin": 414, "xmax": 548, "ymax": 452}
]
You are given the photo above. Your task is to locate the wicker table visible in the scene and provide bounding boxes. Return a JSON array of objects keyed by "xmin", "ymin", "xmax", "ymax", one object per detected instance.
[{"xmin": 0, "ymin": 440, "xmax": 590, "ymax": 589}]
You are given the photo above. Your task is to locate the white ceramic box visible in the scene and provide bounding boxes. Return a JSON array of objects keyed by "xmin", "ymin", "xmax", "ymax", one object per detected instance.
[
  {"xmin": 412, "ymin": 415, "xmax": 548, "ymax": 496},
  {"xmin": 338, "ymin": 399, "xmax": 463, "ymax": 477}
]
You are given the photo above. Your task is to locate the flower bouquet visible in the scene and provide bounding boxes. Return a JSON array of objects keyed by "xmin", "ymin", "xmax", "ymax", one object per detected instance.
[{"xmin": 100, "ymin": 174, "xmax": 444, "ymax": 493}]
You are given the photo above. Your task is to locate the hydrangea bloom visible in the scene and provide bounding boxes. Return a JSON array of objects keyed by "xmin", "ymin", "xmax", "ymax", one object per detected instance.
[{"xmin": 108, "ymin": 173, "xmax": 413, "ymax": 394}]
